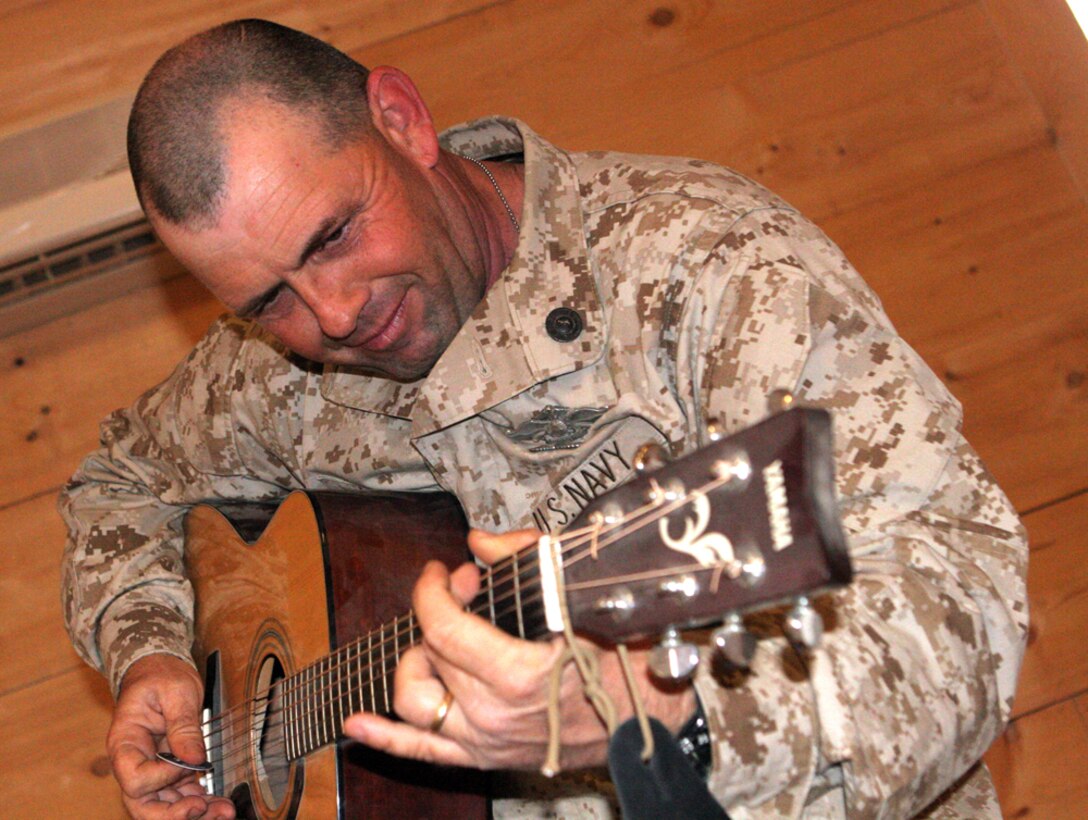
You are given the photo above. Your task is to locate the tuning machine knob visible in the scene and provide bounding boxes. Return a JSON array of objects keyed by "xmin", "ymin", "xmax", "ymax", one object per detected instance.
[
  {"xmin": 767, "ymin": 389, "xmax": 796, "ymax": 415},
  {"xmin": 649, "ymin": 626, "xmax": 700, "ymax": 681},
  {"xmin": 784, "ymin": 596, "xmax": 823, "ymax": 651},
  {"xmin": 706, "ymin": 418, "xmax": 725, "ymax": 442},
  {"xmin": 712, "ymin": 612, "xmax": 756, "ymax": 669},
  {"xmin": 633, "ymin": 442, "xmax": 669, "ymax": 474}
]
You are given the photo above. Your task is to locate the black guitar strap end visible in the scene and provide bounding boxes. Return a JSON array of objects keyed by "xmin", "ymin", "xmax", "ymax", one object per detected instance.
[{"xmin": 607, "ymin": 716, "xmax": 730, "ymax": 820}]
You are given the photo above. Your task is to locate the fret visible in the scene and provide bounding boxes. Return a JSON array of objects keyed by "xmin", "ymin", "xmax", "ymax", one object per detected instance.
[
  {"xmin": 280, "ymin": 680, "xmax": 289, "ymax": 761},
  {"xmin": 285, "ymin": 675, "xmax": 294, "ymax": 760},
  {"xmin": 368, "ymin": 631, "xmax": 376, "ymax": 713},
  {"xmin": 380, "ymin": 623, "xmax": 390, "ymax": 714},
  {"xmin": 336, "ymin": 649, "xmax": 345, "ymax": 734},
  {"xmin": 487, "ymin": 567, "xmax": 496, "ymax": 625},
  {"xmin": 293, "ymin": 670, "xmax": 302, "ymax": 758},
  {"xmin": 477, "ymin": 556, "xmax": 518, "ymax": 637},
  {"xmin": 345, "ymin": 643, "xmax": 353, "ymax": 716},
  {"xmin": 394, "ymin": 616, "xmax": 400, "ymax": 665},
  {"xmin": 296, "ymin": 667, "xmax": 305, "ymax": 756},
  {"xmin": 323, "ymin": 655, "xmax": 333, "ymax": 743},
  {"xmin": 305, "ymin": 664, "xmax": 316, "ymax": 754},
  {"xmin": 333, "ymin": 656, "xmax": 341, "ymax": 737},
  {"xmin": 359, "ymin": 635, "xmax": 367, "ymax": 713},
  {"xmin": 512, "ymin": 551, "xmax": 525, "ymax": 638},
  {"xmin": 342, "ymin": 645, "xmax": 351, "ymax": 716},
  {"xmin": 316, "ymin": 657, "xmax": 326, "ymax": 748},
  {"xmin": 295, "ymin": 668, "xmax": 304, "ymax": 756},
  {"xmin": 306, "ymin": 662, "xmax": 316, "ymax": 753},
  {"xmin": 326, "ymin": 656, "xmax": 334, "ymax": 746},
  {"xmin": 345, "ymin": 646, "xmax": 354, "ymax": 721}
]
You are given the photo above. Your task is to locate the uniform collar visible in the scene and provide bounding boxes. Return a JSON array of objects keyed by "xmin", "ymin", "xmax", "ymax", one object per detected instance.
[{"xmin": 320, "ymin": 117, "xmax": 605, "ymax": 435}]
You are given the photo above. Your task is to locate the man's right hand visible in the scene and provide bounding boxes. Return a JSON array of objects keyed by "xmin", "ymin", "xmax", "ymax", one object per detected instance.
[{"xmin": 107, "ymin": 654, "xmax": 236, "ymax": 819}]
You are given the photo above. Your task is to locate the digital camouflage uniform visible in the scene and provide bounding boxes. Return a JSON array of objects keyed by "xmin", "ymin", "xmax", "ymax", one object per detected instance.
[{"xmin": 60, "ymin": 118, "xmax": 1028, "ymax": 818}]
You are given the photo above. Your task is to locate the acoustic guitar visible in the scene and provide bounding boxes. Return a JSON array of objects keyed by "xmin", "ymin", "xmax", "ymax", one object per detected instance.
[{"xmin": 183, "ymin": 406, "xmax": 852, "ymax": 818}]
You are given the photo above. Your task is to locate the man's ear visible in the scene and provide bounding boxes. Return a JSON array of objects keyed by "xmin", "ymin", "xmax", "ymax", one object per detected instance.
[{"xmin": 366, "ymin": 66, "xmax": 440, "ymax": 167}]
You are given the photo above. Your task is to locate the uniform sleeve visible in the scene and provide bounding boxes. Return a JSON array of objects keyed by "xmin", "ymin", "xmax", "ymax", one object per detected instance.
[
  {"xmin": 681, "ymin": 209, "xmax": 1028, "ymax": 818},
  {"xmin": 59, "ymin": 317, "xmax": 315, "ymax": 696}
]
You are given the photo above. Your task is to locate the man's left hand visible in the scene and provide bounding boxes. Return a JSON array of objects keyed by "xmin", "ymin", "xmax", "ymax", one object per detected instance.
[{"xmin": 341, "ymin": 529, "xmax": 695, "ymax": 772}]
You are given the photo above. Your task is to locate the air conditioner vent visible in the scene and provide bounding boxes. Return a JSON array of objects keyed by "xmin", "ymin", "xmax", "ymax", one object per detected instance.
[
  {"xmin": 0, "ymin": 217, "xmax": 160, "ymax": 312},
  {"xmin": 0, "ymin": 97, "xmax": 189, "ymax": 338}
]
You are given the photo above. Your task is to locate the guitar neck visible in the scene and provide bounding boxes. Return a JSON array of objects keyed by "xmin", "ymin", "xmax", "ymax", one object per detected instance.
[
  {"xmin": 282, "ymin": 550, "xmax": 546, "ymax": 760},
  {"xmin": 278, "ymin": 406, "xmax": 851, "ymax": 762}
]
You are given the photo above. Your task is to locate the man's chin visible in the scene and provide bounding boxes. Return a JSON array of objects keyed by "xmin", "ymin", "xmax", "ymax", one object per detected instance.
[{"xmin": 313, "ymin": 348, "xmax": 436, "ymax": 382}]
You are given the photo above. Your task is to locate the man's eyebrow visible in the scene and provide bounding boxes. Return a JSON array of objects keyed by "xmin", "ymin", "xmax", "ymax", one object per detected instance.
[
  {"xmin": 236, "ymin": 212, "xmax": 349, "ymax": 318},
  {"xmin": 237, "ymin": 284, "xmax": 282, "ymax": 319},
  {"xmin": 296, "ymin": 215, "xmax": 343, "ymax": 269}
]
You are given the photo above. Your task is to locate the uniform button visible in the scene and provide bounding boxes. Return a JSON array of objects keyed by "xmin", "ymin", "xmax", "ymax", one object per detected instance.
[{"xmin": 545, "ymin": 307, "xmax": 583, "ymax": 342}]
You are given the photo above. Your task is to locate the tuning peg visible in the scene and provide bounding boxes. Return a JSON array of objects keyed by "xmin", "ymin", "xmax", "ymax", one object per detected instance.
[
  {"xmin": 712, "ymin": 612, "xmax": 756, "ymax": 669},
  {"xmin": 783, "ymin": 596, "xmax": 823, "ymax": 651},
  {"xmin": 633, "ymin": 442, "xmax": 669, "ymax": 473},
  {"xmin": 649, "ymin": 626, "xmax": 700, "ymax": 681},
  {"xmin": 706, "ymin": 418, "xmax": 725, "ymax": 442},
  {"xmin": 766, "ymin": 389, "xmax": 795, "ymax": 415}
]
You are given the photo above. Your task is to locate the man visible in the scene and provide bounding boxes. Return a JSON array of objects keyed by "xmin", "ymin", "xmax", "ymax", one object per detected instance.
[{"xmin": 61, "ymin": 18, "xmax": 1027, "ymax": 820}]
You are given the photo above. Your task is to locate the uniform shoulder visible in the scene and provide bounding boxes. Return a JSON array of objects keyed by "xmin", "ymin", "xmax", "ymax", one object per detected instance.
[
  {"xmin": 572, "ymin": 150, "xmax": 794, "ymax": 221},
  {"xmin": 187, "ymin": 314, "xmax": 293, "ymax": 370},
  {"xmin": 169, "ymin": 314, "xmax": 314, "ymax": 415}
]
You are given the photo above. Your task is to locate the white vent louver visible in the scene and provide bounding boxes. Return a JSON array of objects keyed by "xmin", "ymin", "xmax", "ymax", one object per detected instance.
[{"xmin": 0, "ymin": 96, "xmax": 182, "ymax": 339}]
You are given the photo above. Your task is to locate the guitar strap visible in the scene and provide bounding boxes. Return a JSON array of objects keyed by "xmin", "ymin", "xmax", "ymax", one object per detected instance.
[
  {"xmin": 607, "ymin": 716, "xmax": 730, "ymax": 820},
  {"xmin": 538, "ymin": 528, "xmax": 729, "ymax": 816}
]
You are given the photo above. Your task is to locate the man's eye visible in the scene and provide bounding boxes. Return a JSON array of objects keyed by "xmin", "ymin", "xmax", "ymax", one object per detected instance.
[
  {"xmin": 320, "ymin": 224, "xmax": 347, "ymax": 250},
  {"xmin": 254, "ymin": 285, "xmax": 287, "ymax": 316}
]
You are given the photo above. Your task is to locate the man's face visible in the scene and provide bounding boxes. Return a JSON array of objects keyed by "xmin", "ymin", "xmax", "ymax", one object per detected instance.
[{"xmin": 153, "ymin": 102, "xmax": 488, "ymax": 380}]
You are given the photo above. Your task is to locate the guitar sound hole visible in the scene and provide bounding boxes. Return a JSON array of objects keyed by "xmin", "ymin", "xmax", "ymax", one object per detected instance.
[{"xmin": 253, "ymin": 655, "xmax": 290, "ymax": 809}]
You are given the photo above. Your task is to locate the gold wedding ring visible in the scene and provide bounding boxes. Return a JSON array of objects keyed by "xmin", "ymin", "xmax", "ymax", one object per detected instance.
[{"xmin": 429, "ymin": 689, "xmax": 455, "ymax": 733}]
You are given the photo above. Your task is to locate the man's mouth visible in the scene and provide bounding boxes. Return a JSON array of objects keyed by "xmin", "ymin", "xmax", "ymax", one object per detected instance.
[{"xmin": 354, "ymin": 290, "xmax": 410, "ymax": 352}]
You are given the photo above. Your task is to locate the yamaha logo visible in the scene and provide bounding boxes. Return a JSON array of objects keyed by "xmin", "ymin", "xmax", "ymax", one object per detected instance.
[{"xmin": 763, "ymin": 459, "xmax": 793, "ymax": 551}]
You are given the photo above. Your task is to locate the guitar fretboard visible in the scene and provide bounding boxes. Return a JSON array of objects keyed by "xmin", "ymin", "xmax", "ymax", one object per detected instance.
[{"xmin": 282, "ymin": 550, "xmax": 550, "ymax": 760}]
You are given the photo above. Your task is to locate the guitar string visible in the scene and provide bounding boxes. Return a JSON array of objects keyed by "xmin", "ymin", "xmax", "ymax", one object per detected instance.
[
  {"xmin": 196, "ymin": 475, "xmax": 713, "ymax": 756},
  {"xmin": 195, "ymin": 475, "xmax": 733, "ymax": 776},
  {"xmin": 202, "ymin": 548, "xmax": 732, "ymax": 780},
  {"xmin": 196, "ymin": 479, "xmax": 730, "ymax": 778},
  {"xmin": 202, "ymin": 556, "xmax": 727, "ymax": 780},
  {"xmin": 196, "ymin": 475, "xmax": 734, "ymax": 775}
]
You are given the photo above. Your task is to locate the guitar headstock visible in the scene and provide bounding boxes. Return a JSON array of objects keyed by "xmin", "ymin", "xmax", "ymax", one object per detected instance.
[{"xmin": 551, "ymin": 407, "xmax": 851, "ymax": 669}]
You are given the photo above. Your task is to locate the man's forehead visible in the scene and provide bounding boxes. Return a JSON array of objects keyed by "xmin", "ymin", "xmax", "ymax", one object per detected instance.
[{"xmin": 219, "ymin": 97, "xmax": 327, "ymax": 166}]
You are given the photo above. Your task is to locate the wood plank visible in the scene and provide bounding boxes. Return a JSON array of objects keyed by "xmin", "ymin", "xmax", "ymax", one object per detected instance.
[
  {"xmin": 1009, "ymin": 493, "xmax": 1088, "ymax": 718},
  {"xmin": 0, "ymin": 271, "xmax": 221, "ymax": 507},
  {"xmin": 680, "ymin": 1, "xmax": 1045, "ymax": 220},
  {"xmin": 371, "ymin": 0, "xmax": 1043, "ymax": 221},
  {"xmin": 820, "ymin": 145, "xmax": 1088, "ymax": 511},
  {"xmin": 366, "ymin": 0, "xmax": 965, "ymax": 143},
  {"xmin": 0, "ymin": 492, "xmax": 89, "ymax": 694},
  {"xmin": 986, "ymin": 694, "xmax": 1088, "ymax": 819},
  {"xmin": 984, "ymin": 0, "xmax": 1088, "ymax": 201},
  {"xmin": 934, "ymin": 314, "xmax": 1088, "ymax": 514},
  {"xmin": 819, "ymin": 146, "xmax": 1084, "ymax": 352},
  {"xmin": 0, "ymin": 0, "xmax": 498, "ymax": 137},
  {"xmin": 0, "ymin": 667, "xmax": 123, "ymax": 817}
]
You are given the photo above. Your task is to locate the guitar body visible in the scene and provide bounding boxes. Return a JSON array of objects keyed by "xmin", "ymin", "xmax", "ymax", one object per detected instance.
[{"xmin": 186, "ymin": 490, "xmax": 489, "ymax": 819}]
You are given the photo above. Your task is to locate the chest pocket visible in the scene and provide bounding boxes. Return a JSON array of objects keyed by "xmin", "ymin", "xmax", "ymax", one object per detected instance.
[
  {"xmin": 414, "ymin": 411, "xmax": 669, "ymax": 534},
  {"xmin": 522, "ymin": 414, "xmax": 669, "ymax": 533}
]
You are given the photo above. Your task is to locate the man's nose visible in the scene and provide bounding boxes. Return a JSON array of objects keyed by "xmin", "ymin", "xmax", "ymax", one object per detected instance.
[{"xmin": 299, "ymin": 272, "xmax": 370, "ymax": 340}]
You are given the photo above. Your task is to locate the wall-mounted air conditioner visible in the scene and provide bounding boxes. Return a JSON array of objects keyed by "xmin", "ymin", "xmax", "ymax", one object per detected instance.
[{"xmin": 0, "ymin": 96, "xmax": 184, "ymax": 338}]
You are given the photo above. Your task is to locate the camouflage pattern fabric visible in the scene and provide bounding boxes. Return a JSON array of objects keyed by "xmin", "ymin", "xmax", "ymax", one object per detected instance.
[{"xmin": 60, "ymin": 118, "xmax": 1027, "ymax": 818}]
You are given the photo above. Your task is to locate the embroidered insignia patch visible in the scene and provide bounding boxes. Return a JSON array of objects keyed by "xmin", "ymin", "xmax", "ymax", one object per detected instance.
[{"xmin": 502, "ymin": 405, "xmax": 609, "ymax": 452}]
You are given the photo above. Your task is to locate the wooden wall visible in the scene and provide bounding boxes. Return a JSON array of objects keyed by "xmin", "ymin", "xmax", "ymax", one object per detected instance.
[{"xmin": 1, "ymin": 1, "xmax": 1085, "ymax": 816}]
